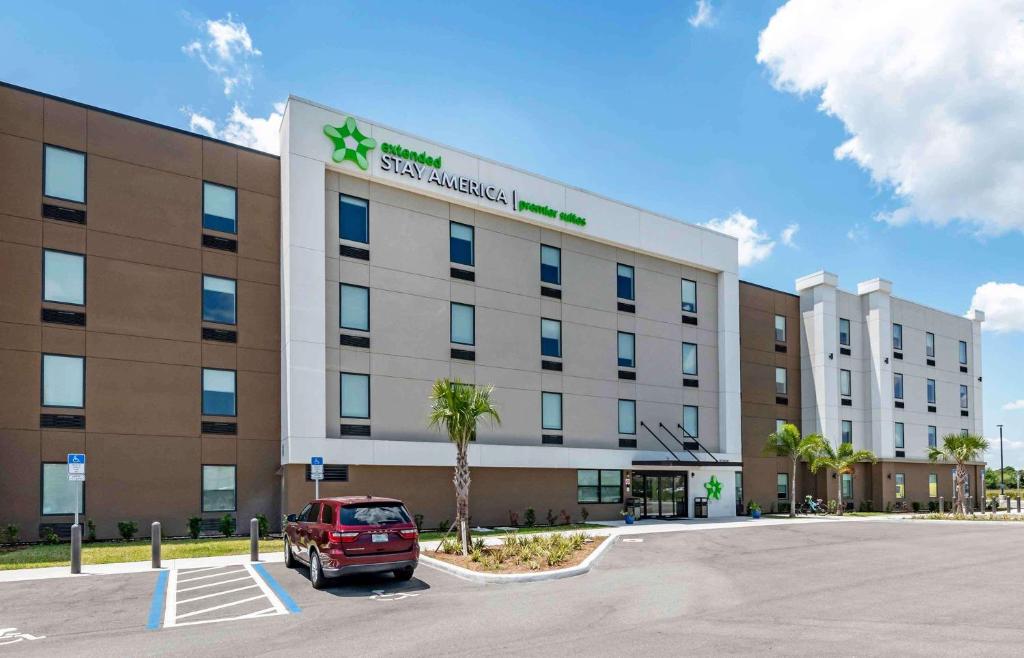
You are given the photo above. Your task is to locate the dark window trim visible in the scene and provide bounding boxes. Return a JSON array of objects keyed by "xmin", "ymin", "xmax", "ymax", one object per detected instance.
[
  {"xmin": 42, "ymin": 248, "xmax": 86, "ymax": 307},
  {"xmin": 40, "ymin": 461, "xmax": 85, "ymax": 517},
  {"xmin": 894, "ymin": 421, "xmax": 905, "ymax": 449},
  {"xmin": 201, "ymin": 367, "xmax": 237, "ymax": 418},
  {"xmin": 201, "ymin": 463, "xmax": 238, "ymax": 513},
  {"xmin": 540, "ymin": 244, "xmax": 561, "ymax": 285},
  {"xmin": 893, "ymin": 372, "xmax": 904, "ymax": 400},
  {"xmin": 450, "ymin": 302, "xmax": 476, "ymax": 346},
  {"xmin": 576, "ymin": 469, "xmax": 623, "ymax": 504},
  {"xmin": 616, "ymin": 263, "xmax": 635, "ymax": 301},
  {"xmin": 541, "ymin": 391, "xmax": 563, "ymax": 431},
  {"xmin": 682, "ymin": 341, "xmax": 698, "ymax": 376},
  {"xmin": 202, "ymin": 180, "xmax": 238, "ymax": 235},
  {"xmin": 839, "ymin": 318, "xmax": 851, "ymax": 346},
  {"xmin": 339, "ymin": 193, "xmax": 370, "ymax": 245},
  {"xmin": 774, "ymin": 314, "xmax": 787, "ymax": 342},
  {"xmin": 617, "ymin": 331, "xmax": 635, "ymax": 368},
  {"xmin": 777, "ymin": 472, "xmax": 789, "ymax": 500},
  {"xmin": 340, "ymin": 371, "xmax": 371, "ymax": 419},
  {"xmin": 892, "ymin": 323, "xmax": 903, "ymax": 351},
  {"xmin": 618, "ymin": 399, "xmax": 636, "ymax": 435},
  {"xmin": 201, "ymin": 274, "xmax": 238, "ymax": 326},
  {"xmin": 449, "ymin": 220, "xmax": 475, "ymax": 267},
  {"xmin": 540, "ymin": 317, "xmax": 562, "ymax": 358},
  {"xmin": 683, "ymin": 404, "xmax": 699, "ymax": 438},
  {"xmin": 42, "ymin": 143, "xmax": 87, "ymax": 204},
  {"xmin": 681, "ymin": 278, "xmax": 697, "ymax": 313},
  {"xmin": 41, "ymin": 352, "xmax": 85, "ymax": 409},
  {"xmin": 339, "ymin": 283, "xmax": 370, "ymax": 332}
]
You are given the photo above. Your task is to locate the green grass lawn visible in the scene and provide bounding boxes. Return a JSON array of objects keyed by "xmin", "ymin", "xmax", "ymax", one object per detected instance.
[
  {"xmin": 0, "ymin": 537, "xmax": 281, "ymax": 571},
  {"xmin": 418, "ymin": 523, "xmax": 604, "ymax": 542}
]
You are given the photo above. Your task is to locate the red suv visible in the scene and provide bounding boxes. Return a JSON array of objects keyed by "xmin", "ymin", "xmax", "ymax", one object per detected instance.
[{"xmin": 284, "ymin": 496, "xmax": 419, "ymax": 589}]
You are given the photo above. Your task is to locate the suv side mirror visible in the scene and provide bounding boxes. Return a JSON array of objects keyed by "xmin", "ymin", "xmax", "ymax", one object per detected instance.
[{"xmin": 286, "ymin": 514, "xmax": 297, "ymax": 523}]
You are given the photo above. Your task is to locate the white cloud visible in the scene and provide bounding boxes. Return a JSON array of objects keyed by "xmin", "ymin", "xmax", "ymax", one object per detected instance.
[
  {"xmin": 688, "ymin": 0, "xmax": 715, "ymax": 28},
  {"xmin": 967, "ymin": 282, "xmax": 1024, "ymax": 332},
  {"xmin": 186, "ymin": 103, "xmax": 284, "ymax": 155},
  {"xmin": 757, "ymin": 1, "xmax": 1024, "ymax": 235},
  {"xmin": 183, "ymin": 14, "xmax": 261, "ymax": 95},
  {"xmin": 1003, "ymin": 400, "xmax": 1024, "ymax": 411},
  {"xmin": 846, "ymin": 223, "xmax": 868, "ymax": 242},
  {"xmin": 703, "ymin": 212, "xmax": 775, "ymax": 267},
  {"xmin": 780, "ymin": 223, "xmax": 799, "ymax": 247}
]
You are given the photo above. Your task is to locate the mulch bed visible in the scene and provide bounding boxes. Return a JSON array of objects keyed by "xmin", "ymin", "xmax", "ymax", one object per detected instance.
[{"xmin": 428, "ymin": 536, "xmax": 607, "ymax": 574}]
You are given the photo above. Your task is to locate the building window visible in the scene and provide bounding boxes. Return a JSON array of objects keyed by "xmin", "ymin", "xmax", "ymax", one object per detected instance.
[
  {"xmin": 541, "ymin": 392, "xmax": 562, "ymax": 431},
  {"xmin": 43, "ymin": 250, "xmax": 85, "ymax": 306},
  {"xmin": 203, "ymin": 182, "xmax": 237, "ymax": 234},
  {"xmin": 42, "ymin": 354, "xmax": 84, "ymax": 408},
  {"xmin": 774, "ymin": 315, "xmax": 786, "ymax": 342},
  {"xmin": 339, "ymin": 194, "xmax": 369, "ymax": 243},
  {"xmin": 44, "ymin": 145, "xmax": 86, "ymax": 203},
  {"xmin": 202, "ymin": 368, "xmax": 236, "ymax": 416},
  {"xmin": 450, "ymin": 302, "xmax": 475, "ymax": 346},
  {"xmin": 841, "ymin": 473, "xmax": 853, "ymax": 499},
  {"xmin": 450, "ymin": 222, "xmax": 474, "ymax": 266},
  {"xmin": 202, "ymin": 465, "xmax": 236, "ymax": 512},
  {"xmin": 839, "ymin": 318, "xmax": 851, "ymax": 346},
  {"xmin": 682, "ymin": 405, "xmax": 699, "ymax": 438},
  {"xmin": 775, "ymin": 367, "xmax": 787, "ymax": 395},
  {"xmin": 340, "ymin": 284, "xmax": 369, "ymax": 331},
  {"xmin": 681, "ymin": 278, "xmax": 697, "ymax": 313},
  {"xmin": 777, "ymin": 473, "xmax": 789, "ymax": 500},
  {"xmin": 682, "ymin": 342, "xmax": 698, "ymax": 376},
  {"xmin": 927, "ymin": 379, "xmax": 936, "ymax": 405},
  {"xmin": 577, "ymin": 469, "xmax": 622, "ymax": 504},
  {"xmin": 735, "ymin": 472, "xmax": 743, "ymax": 507},
  {"xmin": 540, "ymin": 245, "xmax": 560, "ymax": 284},
  {"xmin": 617, "ymin": 332, "xmax": 635, "ymax": 368},
  {"xmin": 895, "ymin": 422, "xmax": 905, "ymax": 449},
  {"xmin": 961, "ymin": 428, "xmax": 968, "ymax": 436},
  {"xmin": 928, "ymin": 425, "xmax": 937, "ymax": 449},
  {"xmin": 926, "ymin": 332, "xmax": 935, "ymax": 358},
  {"xmin": 775, "ymin": 419, "xmax": 786, "ymax": 433},
  {"xmin": 340, "ymin": 373, "xmax": 370, "ymax": 419},
  {"xmin": 42, "ymin": 463, "xmax": 83, "ymax": 515},
  {"xmin": 840, "ymin": 369, "xmax": 852, "ymax": 397},
  {"xmin": 541, "ymin": 318, "xmax": 561, "ymax": 357},
  {"xmin": 928, "ymin": 473, "xmax": 938, "ymax": 498},
  {"xmin": 842, "ymin": 420, "xmax": 853, "ymax": 444},
  {"xmin": 893, "ymin": 372, "xmax": 904, "ymax": 400},
  {"xmin": 960, "ymin": 385, "xmax": 968, "ymax": 409},
  {"xmin": 959, "ymin": 340, "xmax": 968, "ymax": 366},
  {"xmin": 895, "ymin": 472, "xmax": 905, "ymax": 499},
  {"xmin": 202, "ymin": 275, "xmax": 236, "ymax": 325},
  {"xmin": 618, "ymin": 399, "xmax": 636, "ymax": 435},
  {"xmin": 892, "ymin": 323, "xmax": 903, "ymax": 351},
  {"xmin": 616, "ymin": 264, "xmax": 634, "ymax": 300}
]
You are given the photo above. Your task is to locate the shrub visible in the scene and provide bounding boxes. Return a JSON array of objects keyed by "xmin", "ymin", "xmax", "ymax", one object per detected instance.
[
  {"xmin": 560, "ymin": 510, "xmax": 571, "ymax": 525},
  {"xmin": 885, "ymin": 502, "xmax": 893, "ymax": 513},
  {"xmin": 437, "ymin": 519, "xmax": 451, "ymax": 533},
  {"xmin": 827, "ymin": 500, "xmax": 838, "ymax": 514},
  {"xmin": 255, "ymin": 513, "xmax": 270, "ymax": 538},
  {"xmin": 580, "ymin": 507, "xmax": 589, "ymax": 523},
  {"xmin": 508, "ymin": 510, "xmax": 519, "ymax": 526},
  {"xmin": 859, "ymin": 499, "xmax": 874, "ymax": 513},
  {"xmin": 472, "ymin": 537, "xmax": 486, "ymax": 552},
  {"xmin": 928, "ymin": 501, "xmax": 938, "ymax": 512},
  {"xmin": 524, "ymin": 508, "xmax": 536, "ymax": 527},
  {"xmin": 2, "ymin": 524, "xmax": 19, "ymax": 545},
  {"xmin": 439, "ymin": 536, "xmax": 463, "ymax": 554},
  {"xmin": 545, "ymin": 509, "xmax": 557, "ymax": 526},
  {"xmin": 117, "ymin": 521, "xmax": 139, "ymax": 541},
  {"xmin": 187, "ymin": 516, "xmax": 202, "ymax": 540},
  {"xmin": 413, "ymin": 514, "xmax": 424, "ymax": 532},
  {"xmin": 218, "ymin": 514, "xmax": 236, "ymax": 538},
  {"xmin": 40, "ymin": 527, "xmax": 60, "ymax": 545},
  {"xmin": 86, "ymin": 519, "xmax": 96, "ymax": 542},
  {"xmin": 911, "ymin": 501, "xmax": 922, "ymax": 513}
]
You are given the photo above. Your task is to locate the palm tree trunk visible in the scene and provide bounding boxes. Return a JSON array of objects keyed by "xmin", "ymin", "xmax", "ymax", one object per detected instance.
[
  {"xmin": 836, "ymin": 474, "xmax": 843, "ymax": 516},
  {"xmin": 453, "ymin": 441, "xmax": 471, "ymax": 555},
  {"xmin": 790, "ymin": 458, "xmax": 797, "ymax": 518},
  {"xmin": 956, "ymin": 463, "xmax": 967, "ymax": 516}
]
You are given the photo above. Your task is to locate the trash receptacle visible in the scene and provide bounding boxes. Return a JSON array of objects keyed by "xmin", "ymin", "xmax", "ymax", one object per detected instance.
[{"xmin": 694, "ymin": 497, "xmax": 709, "ymax": 518}]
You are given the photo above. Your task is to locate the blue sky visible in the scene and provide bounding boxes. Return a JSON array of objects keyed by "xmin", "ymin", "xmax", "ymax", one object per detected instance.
[{"xmin": 3, "ymin": 1, "xmax": 1022, "ymax": 468}]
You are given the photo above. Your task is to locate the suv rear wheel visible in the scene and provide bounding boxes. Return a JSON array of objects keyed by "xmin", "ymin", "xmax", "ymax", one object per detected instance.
[
  {"xmin": 283, "ymin": 537, "xmax": 295, "ymax": 568},
  {"xmin": 393, "ymin": 566, "xmax": 415, "ymax": 581},
  {"xmin": 310, "ymin": 551, "xmax": 326, "ymax": 590}
]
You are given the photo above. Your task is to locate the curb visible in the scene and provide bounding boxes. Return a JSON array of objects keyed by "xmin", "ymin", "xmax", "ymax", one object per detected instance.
[{"xmin": 419, "ymin": 534, "xmax": 614, "ymax": 584}]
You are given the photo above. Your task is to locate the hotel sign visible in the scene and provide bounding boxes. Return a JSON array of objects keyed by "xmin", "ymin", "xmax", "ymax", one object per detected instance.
[{"xmin": 324, "ymin": 119, "xmax": 586, "ymax": 228}]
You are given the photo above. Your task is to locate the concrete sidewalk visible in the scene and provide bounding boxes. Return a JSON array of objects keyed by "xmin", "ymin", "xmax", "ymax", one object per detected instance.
[{"xmin": 0, "ymin": 514, "xmax": 843, "ymax": 583}]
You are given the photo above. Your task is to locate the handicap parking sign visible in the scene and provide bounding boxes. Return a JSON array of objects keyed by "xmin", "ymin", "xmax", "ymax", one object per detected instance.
[
  {"xmin": 67, "ymin": 453, "xmax": 86, "ymax": 481},
  {"xmin": 310, "ymin": 456, "xmax": 324, "ymax": 480}
]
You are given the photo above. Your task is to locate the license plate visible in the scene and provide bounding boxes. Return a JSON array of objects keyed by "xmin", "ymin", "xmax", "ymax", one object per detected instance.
[{"xmin": 372, "ymin": 533, "xmax": 388, "ymax": 543}]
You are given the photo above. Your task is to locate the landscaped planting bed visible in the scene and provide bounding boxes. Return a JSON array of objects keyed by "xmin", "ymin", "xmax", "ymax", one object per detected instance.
[{"xmin": 430, "ymin": 532, "xmax": 606, "ymax": 573}]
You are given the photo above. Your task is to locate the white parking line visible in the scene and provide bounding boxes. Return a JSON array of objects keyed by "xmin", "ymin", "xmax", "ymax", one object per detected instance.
[
  {"xmin": 159, "ymin": 564, "xmax": 294, "ymax": 629},
  {"xmin": 177, "ymin": 576, "xmax": 252, "ymax": 593},
  {"xmin": 176, "ymin": 584, "xmax": 259, "ymax": 605},
  {"xmin": 177, "ymin": 568, "xmax": 247, "ymax": 583},
  {"xmin": 175, "ymin": 595, "xmax": 266, "ymax": 620}
]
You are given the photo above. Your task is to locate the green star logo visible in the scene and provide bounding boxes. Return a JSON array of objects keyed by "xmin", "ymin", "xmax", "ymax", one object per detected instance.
[
  {"xmin": 323, "ymin": 117, "xmax": 377, "ymax": 170},
  {"xmin": 704, "ymin": 475, "xmax": 723, "ymax": 501}
]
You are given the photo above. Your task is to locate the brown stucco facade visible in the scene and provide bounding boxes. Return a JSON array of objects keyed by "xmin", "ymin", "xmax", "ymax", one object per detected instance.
[{"xmin": 0, "ymin": 82, "xmax": 281, "ymax": 540}]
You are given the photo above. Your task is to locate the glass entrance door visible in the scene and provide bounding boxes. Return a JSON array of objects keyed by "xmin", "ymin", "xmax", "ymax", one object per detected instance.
[{"xmin": 631, "ymin": 472, "xmax": 687, "ymax": 518}]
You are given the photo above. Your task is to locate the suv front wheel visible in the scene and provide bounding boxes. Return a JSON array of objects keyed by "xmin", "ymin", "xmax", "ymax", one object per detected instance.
[{"xmin": 283, "ymin": 537, "xmax": 295, "ymax": 568}]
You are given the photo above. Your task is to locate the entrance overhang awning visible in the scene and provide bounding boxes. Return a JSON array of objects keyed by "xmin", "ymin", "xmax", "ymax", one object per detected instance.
[{"xmin": 631, "ymin": 460, "xmax": 742, "ymax": 468}]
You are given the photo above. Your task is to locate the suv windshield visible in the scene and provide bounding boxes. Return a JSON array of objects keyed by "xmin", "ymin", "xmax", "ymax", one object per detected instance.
[{"xmin": 340, "ymin": 503, "xmax": 410, "ymax": 526}]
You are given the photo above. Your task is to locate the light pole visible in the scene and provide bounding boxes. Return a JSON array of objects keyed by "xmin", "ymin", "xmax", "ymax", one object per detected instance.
[{"xmin": 998, "ymin": 424, "xmax": 1004, "ymax": 495}]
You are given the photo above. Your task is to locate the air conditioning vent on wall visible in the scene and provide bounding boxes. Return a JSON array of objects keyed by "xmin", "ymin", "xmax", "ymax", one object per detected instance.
[
  {"xmin": 618, "ymin": 438, "xmax": 637, "ymax": 448},
  {"xmin": 41, "ymin": 308, "xmax": 86, "ymax": 326},
  {"xmin": 617, "ymin": 302, "xmax": 635, "ymax": 313},
  {"xmin": 339, "ymin": 424, "xmax": 371, "ymax": 436},
  {"xmin": 305, "ymin": 464, "xmax": 349, "ymax": 481},
  {"xmin": 451, "ymin": 348, "xmax": 475, "ymax": 361},
  {"xmin": 618, "ymin": 370, "xmax": 636, "ymax": 380},
  {"xmin": 340, "ymin": 334, "xmax": 370, "ymax": 348},
  {"xmin": 681, "ymin": 315, "xmax": 698, "ymax": 326},
  {"xmin": 202, "ymin": 234, "xmax": 237, "ymax": 252},
  {"xmin": 683, "ymin": 378, "xmax": 699, "ymax": 388},
  {"xmin": 541, "ymin": 435, "xmax": 563, "ymax": 445},
  {"xmin": 202, "ymin": 327, "xmax": 237, "ymax": 343},
  {"xmin": 775, "ymin": 344, "xmax": 787, "ymax": 353},
  {"xmin": 339, "ymin": 244, "xmax": 370, "ymax": 260},
  {"xmin": 40, "ymin": 414, "xmax": 85, "ymax": 429},
  {"xmin": 541, "ymin": 360, "xmax": 562, "ymax": 371},
  {"xmin": 540, "ymin": 286, "xmax": 562, "ymax": 299},
  {"xmin": 201, "ymin": 421, "xmax": 237, "ymax": 435},
  {"xmin": 450, "ymin": 268, "xmax": 475, "ymax": 282},
  {"xmin": 42, "ymin": 204, "xmax": 86, "ymax": 224}
]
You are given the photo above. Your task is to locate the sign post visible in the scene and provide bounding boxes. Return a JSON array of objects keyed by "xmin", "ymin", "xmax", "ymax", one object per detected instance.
[
  {"xmin": 310, "ymin": 457, "xmax": 324, "ymax": 498},
  {"xmin": 67, "ymin": 454, "xmax": 86, "ymax": 526}
]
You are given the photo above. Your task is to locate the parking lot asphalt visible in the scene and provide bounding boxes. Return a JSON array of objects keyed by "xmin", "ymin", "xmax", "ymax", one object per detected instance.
[{"xmin": 1, "ymin": 520, "xmax": 1021, "ymax": 655}]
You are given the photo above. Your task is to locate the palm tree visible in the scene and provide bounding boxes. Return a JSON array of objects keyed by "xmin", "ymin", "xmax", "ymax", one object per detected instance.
[
  {"xmin": 428, "ymin": 378, "xmax": 501, "ymax": 554},
  {"xmin": 809, "ymin": 441, "xmax": 877, "ymax": 515},
  {"xmin": 763, "ymin": 424, "xmax": 824, "ymax": 517},
  {"xmin": 928, "ymin": 433, "xmax": 989, "ymax": 516}
]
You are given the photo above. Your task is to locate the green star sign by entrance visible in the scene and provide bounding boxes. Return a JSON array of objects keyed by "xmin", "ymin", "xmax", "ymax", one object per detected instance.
[
  {"xmin": 704, "ymin": 475, "xmax": 723, "ymax": 501},
  {"xmin": 323, "ymin": 117, "xmax": 377, "ymax": 171}
]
